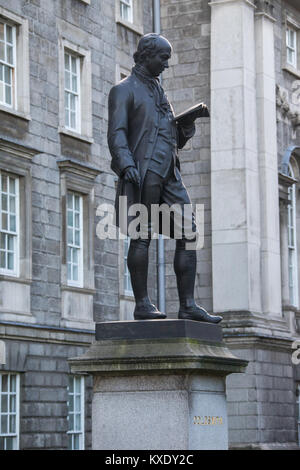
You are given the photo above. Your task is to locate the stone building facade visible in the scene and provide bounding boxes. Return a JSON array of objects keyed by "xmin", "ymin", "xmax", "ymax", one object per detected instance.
[
  {"xmin": 0, "ymin": 0, "xmax": 299, "ymax": 451},
  {"xmin": 0, "ymin": 0, "xmax": 154, "ymax": 450},
  {"xmin": 160, "ymin": 0, "xmax": 300, "ymax": 449}
]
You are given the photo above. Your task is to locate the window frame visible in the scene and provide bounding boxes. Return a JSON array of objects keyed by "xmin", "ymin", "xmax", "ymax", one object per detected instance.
[
  {"xmin": 0, "ymin": 20, "xmax": 17, "ymax": 109},
  {"xmin": 0, "ymin": 139, "xmax": 36, "ymax": 284},
  {"xmin": 286, "ymin": 26, "xmax": 297, "ymax": 69},
  {"xmin": 64, "ymin": 51, "xmax": 81, "ymax": 134},
  {"xmin": 58, "ymin": 37, "xmax": 93, "ymax": 143},
  {"xmin": 120, "ymin": 0, "xmax": 133, "ymax": 24},
  {"xmin": 0, "ymin": 171, "xmax": 20, "ymax": 277},
  {"xmin": 67, "ymin": 375, "xmax": 85, "ymax": 451},
  {"xmin": 115, "ymin": 0, "xmax": 144, "ymax": 36},
  {"xmin": 59, "ymin": 158, "xmax": 99, "ymax": 294},
  {"xmin": 283, "ymin": 13, "xmax": 300, "ymax": 79},
  {"xmin": 58, "ymin": 158, "xmax": 100, "ymax": 329},
  {"xmin": 287, "ymin": 164, "xmax": 299, "ymax": 308},
  {"xmin": 0, "ymin": 373, "xmax": 20, "ymax": 451},
  {"xmin": 115, "ymin": 64, "xmax": 130, "ymax": 84},
  {"xmin": 66, "ymin": 190, "xmax": 84, "ymax": 288},
  {"xmin": 0, "ymin": 139, "xmax": 39, "ymax": 323},
  {"xmin": 0, "ymin": 8, "xmax": 30, "ymax": 120}
]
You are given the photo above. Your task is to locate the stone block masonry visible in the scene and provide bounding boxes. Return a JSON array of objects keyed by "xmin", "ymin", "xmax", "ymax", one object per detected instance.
[
  {"xmin": 161, "ymin": 0, "xmax": 213, "ymax": 318},
  {"xmin": 0, "ymin": 325, "xmax": 93, "ymax": 450}
]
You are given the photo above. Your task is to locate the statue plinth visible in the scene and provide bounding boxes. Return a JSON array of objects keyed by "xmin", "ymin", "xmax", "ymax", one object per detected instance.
[{"xmin": 69, "ymin": 319, "xmax": 247, "ymax": 450}]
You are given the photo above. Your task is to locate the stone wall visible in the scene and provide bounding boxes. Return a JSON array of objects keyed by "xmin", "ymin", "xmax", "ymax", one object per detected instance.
[
  {"xmin": 226, "ymin": 341, "xmax": 297, "ymax": 448},
  {"xmin": 0, "ymin": 0, "xmax": 152, "ymax": 449},
  {"xmin": 0, "ymin": 0, "xmax": 119, "ymax": 324},
  {"xmin": 160, "ymin": 0, "xmax": 212, "ymax": 317},
  {"xmin": 0, "ymin": 324, "xmax": 93, "ymax": 450},
  {"xmin": 159, "ymin": 0, "xmax": 300, "ymax": 449},
  {"xmin": 274, "ymin": 0, "xmax": 300, "ymax": 163}
]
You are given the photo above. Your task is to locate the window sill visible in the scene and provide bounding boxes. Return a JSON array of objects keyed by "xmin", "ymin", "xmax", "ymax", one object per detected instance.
[
  {"xmin": 61, "ymin": 284, "xmax": 96, "ymax": 295},
  {"xmin": 58, "ymin": 127, "xmax": 94, "ymax": 144},
  {"xmin": 116, "ymin": 17, "xmax": 143, "ymax": 36},
  {"xmin": 0, "ymin": 274, "xmax": 31, "ymax": 285},
  {"xmin": 120, "ymin": 293, "xmax": 135, "ymax": 301},
  {"xmin": 0, "ymin": 104, "xmax": 31, "ymax": 121},
  {"xmin": 282, "ymin": 64, "xmax": 300, "ymax": 79}
]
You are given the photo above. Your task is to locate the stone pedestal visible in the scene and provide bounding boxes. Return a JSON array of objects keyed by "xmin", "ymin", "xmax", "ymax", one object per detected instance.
[{"xmin": 69, "ymin": 320, "xmax": 247, "ymax": 450}]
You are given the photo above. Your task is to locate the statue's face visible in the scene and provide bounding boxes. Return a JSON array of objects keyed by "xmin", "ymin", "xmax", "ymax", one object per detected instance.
[{"xmin": 144, "ymin": 40, "xmax": 171, "ymax": 78}]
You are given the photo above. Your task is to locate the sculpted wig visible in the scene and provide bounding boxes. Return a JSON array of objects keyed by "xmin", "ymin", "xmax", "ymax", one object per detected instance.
[{"xmin": 133, "ymin": 33, "xmax": 172, "ymax": 64}]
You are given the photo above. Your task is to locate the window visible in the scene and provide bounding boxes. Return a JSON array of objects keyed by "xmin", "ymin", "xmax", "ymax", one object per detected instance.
[
  {"xmin": 115, "ymin": 0, "xmax": 143, "ymax": 35},
  {"xmin": 287, "ymin": 26, "xmax": 297, "ymax": 68},
  {"xmin": 0, "ymin": 8, "xmax": 29, "ymax": 119},
  {"xmin": 67, "ymin": 191, "xmax": 83, "ymax": 287},
  {"xmin": 0, "ymin": 139, "xmax": 39, "ymax": 323},
  {"xmin": 124, "ymin": 236, "xmax": 133, "ymax": 296},
  {"xmin": 116, "ymin": 64, "xmax": 130, "ymax": 84},
  {"xmin": 0, "ymin": 373, "xmax": 19, "ymax": 450},
  {"xmin": 58, "ymin": 36, "xmax": 93, "ymax": 142},
  {"xmin": 0, "ymin": 21, "xmax": 16, "ymax": 108},
  {"xmin": 64, "ymin": 51, "xmax": 81, "ymax": 133},
  {"xmin": 0, "ymin": 171, "xmax": 19, "ymax": 276},
  {"xmin": 287, "ymin": 165, "xmax": 298, "ymax": 307},
  {"xmin": 120, "ymin": 0, "xmax": 133, "ymax": 23},
  {"xmin": 67, "ymin": 375, "xmax": 85, "ymax": 450},
  {"xmin": 283, "ymin": 15, "xmax": 300, "ymax": 77},
  {"xmin": 59, "ymin": 158, "xmax": 100, "ymax": 329}
]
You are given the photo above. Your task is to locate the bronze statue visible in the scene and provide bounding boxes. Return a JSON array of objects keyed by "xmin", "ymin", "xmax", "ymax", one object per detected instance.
[{"xmin": 108, "ymin": 33, "xmax": 222, "ymax": 324}]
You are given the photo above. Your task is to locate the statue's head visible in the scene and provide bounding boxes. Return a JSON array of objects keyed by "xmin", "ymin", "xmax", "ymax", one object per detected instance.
[{"xmin": 133, "ymin": 33, "xmax": 172, "ymax": 77}]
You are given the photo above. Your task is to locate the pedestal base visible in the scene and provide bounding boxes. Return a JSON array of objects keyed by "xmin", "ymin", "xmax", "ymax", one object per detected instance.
[{"xmin": 69, "ymin": 320, "xmax": 247, "ymax": 450}]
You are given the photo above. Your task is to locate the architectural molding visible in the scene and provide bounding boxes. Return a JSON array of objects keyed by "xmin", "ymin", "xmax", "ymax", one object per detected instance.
[
  {"xmin": 276, "ymin": 84, "xmax": 300, "ymax": 128},
  {"xmin": 0, "ymin": 137, "xmax": 41, "ymax": 160},
  {"xmin": 254, "ymin": 0, "xmax": 274, "ymax": 17},
  {"xmin": 220, "ymin": 310, "xmax": 293, "ymax": 343},
  {"xmin": 280, "ymin": 145, "xmax": 300, "ymax": 175},
  {"xmin": 278, "ymin": 171, "xmax": 297, "ymax": 204},
  {"xmin": 209, "ymin": 0, "xmax": 255, "ymax": 7},
  {"xmin": 57, "ymin": 157, "xmax": 102, "ymax": 182},
  {"xmin": 0, "ymin": 321, "xmax": 94, "ymax": 346},
  {"xmin": 0, "ymin": 137, "xmax": 41, "ymax": 324}
]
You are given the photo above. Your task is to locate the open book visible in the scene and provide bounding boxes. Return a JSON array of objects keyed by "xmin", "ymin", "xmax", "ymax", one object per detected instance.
[{"xmin": 173, "ymin": 102, "xmax": 210, "ymax": 124}]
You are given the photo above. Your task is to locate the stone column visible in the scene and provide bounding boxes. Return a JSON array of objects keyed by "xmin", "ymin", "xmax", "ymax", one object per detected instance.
[
  {"xmin": 254, "ymin": 3, "xmax": 282, "ymax": 316},
  {"xmin": 210, "ymin": 0, "xmax": 262, "ymax": 314}
]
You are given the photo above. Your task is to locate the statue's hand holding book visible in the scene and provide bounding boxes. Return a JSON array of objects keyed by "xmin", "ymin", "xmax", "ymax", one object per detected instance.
[{"xmin": 174, "ymin": 102, "xmax": 209, "ymax": 126}]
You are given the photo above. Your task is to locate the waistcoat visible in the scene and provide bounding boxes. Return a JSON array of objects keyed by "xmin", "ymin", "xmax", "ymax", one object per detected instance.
[{"xmin": 147, "ymin": 92, "xmax": 177, "ymax": 178}]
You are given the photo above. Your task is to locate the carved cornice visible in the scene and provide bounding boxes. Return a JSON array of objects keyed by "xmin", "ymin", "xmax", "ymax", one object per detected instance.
[
  {"xmin": 254, "ymin": 0, "xmax": 274, "ymax": 16},
  {"xmin": 57, "ymin": 157, "xmax": 102, "ymax": 181},
  {"xmin": 209, "ymin": 0, "xmax": 256, "ymax": 8},
  {"xmin": 276, "ymin": 84, "xmax": 300, "ymax": 129},
  {"xmin": 0, "ymin": 137, "xmax": 41, "ymax": 160}
]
